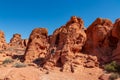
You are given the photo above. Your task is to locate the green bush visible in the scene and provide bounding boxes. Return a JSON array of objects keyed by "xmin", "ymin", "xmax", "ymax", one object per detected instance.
[
  {"xmin": 12, "ymin": 62, "xmax": 26, "ymax": 68},
  {"xmin": 104, "ymin": 61, "xmax": 120, "ymax": 72},
  {"xmin": 109, "ymin": 73, "xmax": 119, "ymax": 80},
  {"xmin": 2, "ymin": 58, "xmax": 14, "ymax": 64}
]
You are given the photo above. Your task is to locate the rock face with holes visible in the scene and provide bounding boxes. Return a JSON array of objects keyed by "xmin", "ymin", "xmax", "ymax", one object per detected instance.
[
  {"xmin": 8, "ymin": 34, "xmax": 28, "ymax": 48},
  {"xmin": 0, "ymin": 30, "xmax": 7, "ymax": 50},
  {"xmin": 22, "ymin": 17, "xmax": 120, "ymax": 72},
  {"xmin": 24, "ymin": 28, "xmax": 49, "ymax": 63},
  {"xmin": 43, "ymin": 16, "xmax": 98, "ymax": 72},
  {"xmin": 83, "ymin": 18, "xmax": 113, "ymax": 64}
]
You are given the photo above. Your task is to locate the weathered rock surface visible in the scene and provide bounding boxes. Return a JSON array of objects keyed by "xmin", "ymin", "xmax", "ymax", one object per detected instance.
[
  {"xmin": 83, "ymin": 18, "xmax": 113, "ymax": 64},
  {"xmin": 99, "ymin": 74, "xmax": 110, "ymax": 80},
  {"xmin": 112, "ymin": 19, "xmax": 120, "ymax": 39},
  {"xmin": 43, "ymin": 16, "xmax": 98, "ymax": 72},
  {"xmin": 2, "ymin": 17, "xmax": 120, "ymax": 79},
  {"xmin": 8, "ymin": 34, "xmax": 28, "ymax": 48},
  {"xmin": 24, "ymin": 28, "xmax": 49, "ymax": 63},
  {"xmin": 0, "ymin": 30, "xmax": 7, "ymax": 50},
  {"xmin": 112, "ymin": 19, "xmax": 120, "ymax": 64}
]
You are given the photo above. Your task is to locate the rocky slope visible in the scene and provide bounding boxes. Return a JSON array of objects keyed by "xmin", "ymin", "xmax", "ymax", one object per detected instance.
[{"xmin": 1, "ymin": 16, "xmax": 120, "ymax": 80}]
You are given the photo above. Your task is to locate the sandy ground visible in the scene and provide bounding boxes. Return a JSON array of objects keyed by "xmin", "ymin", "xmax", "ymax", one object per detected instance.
[{"xmin": 0, "ymin": 65, "xmax": 103, "ymax": 80}]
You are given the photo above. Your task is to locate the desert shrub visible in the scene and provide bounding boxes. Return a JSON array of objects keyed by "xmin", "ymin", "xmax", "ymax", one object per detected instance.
[
  {"xmin": 12, "ymin": 62, "xmax": 26, "ymax": 68},
  {"xmin": 104, "ymin": 61, "xmax": 120, "ymax": 72},
  {"xmin": 2, "ymin": 58, "xmax": 14, "ymax": 64},
  {"xmin": 109, "ymin": 73, "xmax": 119, "ymax": 80}
]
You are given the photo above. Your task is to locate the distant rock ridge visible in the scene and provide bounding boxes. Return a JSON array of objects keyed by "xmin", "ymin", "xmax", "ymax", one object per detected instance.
[
  {"xmin": 0, "ymin": 32, "xmax": 28, "ymax": 65},
  {"xmin": 1, "ymin": 16, "xmax": 120, "ymax": 72},
  {"xmin": 8, "ymin": 33, "xmax": 28, "ymax": 48}
]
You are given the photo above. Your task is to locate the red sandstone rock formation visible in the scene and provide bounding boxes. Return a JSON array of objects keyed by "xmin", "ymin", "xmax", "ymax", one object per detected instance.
[
  {"xmin": 2, "ymin": 17, "xmax": 120, "ymax": 79},
  {"xmin": 83, "ymin": 18, "xmax": 113, "ymax": 63},
  {"xmin": 8, "ymin": 34, "xmax": 28, "ymax": 48},
  {"xmin": 112, "ymin": 19, "xmax": 120, "ymax": 39},
  {"xmin": 21, "ymin": 39, "xmax": 28, "ymax": 48},
  {"xmin": 24, "ymin": 28, "xmax": 49, "ymax": 63},
  {"xmin": 43, "ymin": 16, "xmax": 98, "ymax": 72},
  {"xmin": 10, "ymin": 34, "xmax": 21, "ymax": 44},
  {"xmin": 0, "ymin": 33, "xmax": 28, "ymax": 62},
  {"xmin": 14, "ymin": 17, "xmax": 120, "ymax": 72},
  {"xmin": 112, "ymin": 19, "xmax": 120, "ymax": 64},
  {"xmin": 0, "ymin": 30, "xmax": 7, "ymax": 50}
]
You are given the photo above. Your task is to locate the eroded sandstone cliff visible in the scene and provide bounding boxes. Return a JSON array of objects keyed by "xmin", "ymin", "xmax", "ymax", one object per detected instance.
[{"xmin": 1, "ymin": 16, "xmax": 120, "ymax": 73}]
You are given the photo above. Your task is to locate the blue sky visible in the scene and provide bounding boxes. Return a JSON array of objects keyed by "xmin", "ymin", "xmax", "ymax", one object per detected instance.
[{"xmin": 0, "ymin": 0, "xmax": 120, "ymax": 42}]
